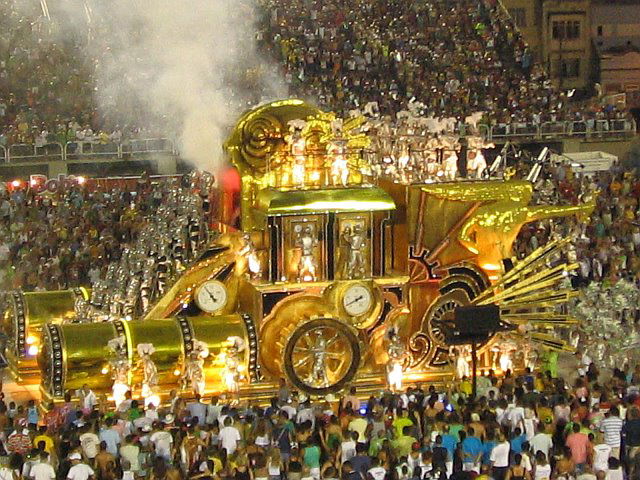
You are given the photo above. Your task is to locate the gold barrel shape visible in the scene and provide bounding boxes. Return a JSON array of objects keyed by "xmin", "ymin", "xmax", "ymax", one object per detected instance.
[
  {"xmin": 3, "ymin": 289, "xmax": 87, "ymax": 381},
  {"xmin": 38, "ymin": 315, "xmax": 254, "ymax": 400}
]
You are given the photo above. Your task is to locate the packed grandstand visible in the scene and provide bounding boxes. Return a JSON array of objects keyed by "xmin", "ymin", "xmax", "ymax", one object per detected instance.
[{"xmin": 0, "ymin": 1, "xmax": 638, "ymax": 480}]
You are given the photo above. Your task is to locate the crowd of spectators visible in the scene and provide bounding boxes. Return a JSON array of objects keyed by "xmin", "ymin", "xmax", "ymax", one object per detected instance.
[
  {"xmin": 0, "ymin": 360, "xmax": 640, "ymax": 480},
  {"xmin": 514, "ymin": 162, "xmax": 640, "ymax": 286},
  {"xmin": 258, "ymin": 0, "xmax": 630, "ymax": 129},
  {"xmin": 0, "ymin": 176, "xmax": 188, "ymax": 292},
  {"xmin": 0, "ymin": 0, "xmax": 164, "ymax": 150},
  {"xmin": 0, "ymin": 0, "xmax": 632, "ymax": 152}
]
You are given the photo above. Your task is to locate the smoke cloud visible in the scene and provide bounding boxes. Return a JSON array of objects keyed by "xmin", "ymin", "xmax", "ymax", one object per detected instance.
[{"xmin": 29, "ymin": 0, "xmax": 286, "ymax": 172}]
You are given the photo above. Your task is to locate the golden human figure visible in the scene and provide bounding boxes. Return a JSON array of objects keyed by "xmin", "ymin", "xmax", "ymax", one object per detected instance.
[{"xmin": 222, "ymin": 336, "xmax": 245, "ymax": 404}]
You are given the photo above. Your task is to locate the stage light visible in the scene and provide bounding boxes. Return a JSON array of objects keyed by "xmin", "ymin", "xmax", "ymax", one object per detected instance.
[
  {"xmin": 77, "ymin": 176, "xmax": 86, "ymax": 185},
  {"xmin": 11, "ymin": 180, "xmax": 21, "ymax": 187},
  {"xmin": 101, "ymin": 367, "xmax": 109, "ymax": 375},
  {"xmin": 173, "ymin": 369, "xmax": 181, "ymax": 376},
  {"xmin": 28, "ymin": 345, "xmax": 39, "ymax": 356},
  {"xmin": 30, "ymin": 179, "xmax": 37, "ymax": 186},
  {"xmin": 26, "ymin": 335, "xmax": 36, "ymax": 345}
]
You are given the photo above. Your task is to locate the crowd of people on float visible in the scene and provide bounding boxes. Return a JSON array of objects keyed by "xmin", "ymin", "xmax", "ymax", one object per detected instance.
[
  {"xmin": 257, "ymin": 0, "xmax": 631, "ymax": 129},
  {"xmin": 0, "ymin": 361, "xmax": 640, "ymax": 480}
]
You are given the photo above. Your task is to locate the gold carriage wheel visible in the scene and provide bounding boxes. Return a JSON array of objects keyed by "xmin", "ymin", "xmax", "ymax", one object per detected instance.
[{"xmin": 282, "ymin": 317, "xmax": 361, "ymax": 396}]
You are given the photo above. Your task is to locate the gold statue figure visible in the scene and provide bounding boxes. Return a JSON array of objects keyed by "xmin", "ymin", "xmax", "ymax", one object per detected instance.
[
  {"xmin": 295, "ymin": 224, "xmax": 318, "ymax": 282},
  {"xmin": 342, "ymin": 224, "xmax": 367, "ymax": 279}
]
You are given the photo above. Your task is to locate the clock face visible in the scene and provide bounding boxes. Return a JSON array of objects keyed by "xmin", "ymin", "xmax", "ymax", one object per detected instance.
[
  {"xmin": 195, "ymin": 281, "xmax": 228, "ymax": 313},
  {"xmin": 342, "ymin": 285, "xmax": 373, "ymax": 317}
]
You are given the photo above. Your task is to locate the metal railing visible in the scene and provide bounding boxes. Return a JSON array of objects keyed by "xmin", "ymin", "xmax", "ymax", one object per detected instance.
[
  {"xmin": 122, "ymin": 138, "xmax": 175, "ymax": 155},
  {"xmin": 65, "ymin": 141, "xmax": 122, "ymax": 160},
  {"xmin": 7, "ymin": 143, "xmax": 64, "ymax": 163},
  {"xmin": 481, "ymin": 119, "xmax": 637, "ymax": 142},
  {"xmin": 0, "ymin": 138, "xmax": 176, "ymax": 163}
]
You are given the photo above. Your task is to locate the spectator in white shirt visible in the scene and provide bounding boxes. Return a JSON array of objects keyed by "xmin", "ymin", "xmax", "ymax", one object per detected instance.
[
  {"xmin": 219, "ymin": 417, "xmax": 241, "ymax": 455},
  {"xmin": 29, "ymin": 452, "xmax": 55, "ymax": 480},
  {"xmin": 66, "ymin": 453, "xmax": 94, "ymax": 480}
]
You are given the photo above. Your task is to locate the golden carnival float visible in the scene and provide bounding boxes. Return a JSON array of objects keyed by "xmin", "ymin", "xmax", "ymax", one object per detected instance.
[{"xmin": 2, "ymin": 100, "xmax": 594, "ymax": 404}]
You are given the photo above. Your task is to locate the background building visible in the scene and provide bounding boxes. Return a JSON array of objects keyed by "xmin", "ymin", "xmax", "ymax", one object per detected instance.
[{"xmin": 501, "ymin": 0, "xmax": 592, "ymax": 91}]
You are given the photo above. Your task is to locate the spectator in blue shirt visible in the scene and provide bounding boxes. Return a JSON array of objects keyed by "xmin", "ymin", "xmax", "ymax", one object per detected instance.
[
  {"xmin": 482, "ymin": 430, "xmax": 497, "ymax": 467},
  {"xmin": 461, "ymin": 427, "xmax": 484, "ymax": 473},
  {"xmin": 510, "ymin": 427, "xmax": 527, "ymax": 455},
  {"xmin": 441, "ymin": 426, "xmax": 457, "ymax": 458}
]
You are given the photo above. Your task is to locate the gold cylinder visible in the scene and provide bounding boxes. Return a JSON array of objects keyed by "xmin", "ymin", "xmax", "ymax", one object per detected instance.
[
  {"xmin": 3, "ymin": 289, "xmax": 87, "ymax": 381},
  {"xmin": 38, "ymin": 315, "xmax": 255, "ymax": 400}
]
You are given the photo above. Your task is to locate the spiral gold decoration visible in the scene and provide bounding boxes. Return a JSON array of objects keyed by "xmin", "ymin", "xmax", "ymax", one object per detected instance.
[{"xmin": 224, "ymin": 100, "xmax": 321, "ymax": 176}]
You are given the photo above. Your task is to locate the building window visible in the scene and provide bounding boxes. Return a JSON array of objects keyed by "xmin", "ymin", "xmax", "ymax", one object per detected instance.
[
  {"xmin": 559, "ymin": 59, "xmax": 580, "ymax": 78},
  {"xmin": 552, "ymin": 20, "xmax": 581, "ymax": 40},
  {"xmin": 509, "ymin": 8, "xmax": 527, "ymax": 28},
  {"xmin": 597, "ymin": 25, "xmax": 603, "ymax": 36},
  {"xmin": 568, "ymin": 21, "xmax": 580, "ymax": 39}
]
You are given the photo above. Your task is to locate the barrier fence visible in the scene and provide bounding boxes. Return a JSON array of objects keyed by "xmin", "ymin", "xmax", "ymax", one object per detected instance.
[
  {"xmin": 2, "ymin": 138, "xmax": 175, "ymax": 163},
  {"xmin": 0, "ymin": 121, "xmax": 636, "ymax": 163}
]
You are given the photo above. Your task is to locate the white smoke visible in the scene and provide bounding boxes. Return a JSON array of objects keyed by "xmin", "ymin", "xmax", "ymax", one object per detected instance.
[{"xmin": 27, "ymin": 0, "xmax": 286, "ymax": 172}]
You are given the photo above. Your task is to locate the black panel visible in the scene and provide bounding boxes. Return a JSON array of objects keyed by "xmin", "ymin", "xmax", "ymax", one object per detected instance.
[
  {"xmin": 216, "ymin": 262, "xmax": 236, "ymax": 282},
  {"xmin": 262, "ymin": 291, "xmax": 300, "ymax": 317},
  {"xmin": 327, "ymin": 213, "xmax": 335, "ymax": 280},
  {"xmin": 269, "ymin": 217, "xmax": 279, "ymax": 282}
]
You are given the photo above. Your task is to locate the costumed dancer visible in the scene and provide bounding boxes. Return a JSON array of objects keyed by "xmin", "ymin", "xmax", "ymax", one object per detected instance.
[
  {"xmin": 223, "ymin": 336, "xmax": 245, "ymax": 404},
  {"xmin": 328, "ymin": 119, "xmax": 350, "ymax": 187},
  {"xmin": 107, "ymin": 336, "xmax": 131, "ymax": 409},
  {"xmin": 239, "ymin": 233, "xmax": 261, "ymax": 279},
  {"xmin": 385, "ymin": 326, "xmax": 407, "ymax": 392},
  {"xmin": 136, "ymin": 343, "xmax": 158, "ymax": 402},
  {"xmin": 182, "ymin": 339, "xmax": 209, "ymax": 397},
  {"xmin": 287, "ymin": 120, "xmax": 307, "ymax": 187}
]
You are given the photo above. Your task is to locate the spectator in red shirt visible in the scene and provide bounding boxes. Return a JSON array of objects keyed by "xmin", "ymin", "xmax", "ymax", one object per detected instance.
[
  {"xmin": 566, "ymin": 423, "xmax": 590, "ymax": 473},
  {"xmin": 6, "ymin": 428, "xmax": 33, "ymax": 455}
]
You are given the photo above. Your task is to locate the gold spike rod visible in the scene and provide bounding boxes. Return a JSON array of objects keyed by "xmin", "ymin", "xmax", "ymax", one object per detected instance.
[
  {"xmin": 501, "ymin": 290, "xmax": 579, "ymax": 308},
  {"xmin": 473, "ymin": 241, "xmax": 571, "ymax": 303},
  {"xmin": 500, "ymin": 313, "xmax": 579, "ymax": 324},
  {"xmin": 527, "ymin": 332, "xmax": 576, "ymax": 352},
  {"xmin": 475, "ymin": 262, "xmax": 576, "ymax": 305}
]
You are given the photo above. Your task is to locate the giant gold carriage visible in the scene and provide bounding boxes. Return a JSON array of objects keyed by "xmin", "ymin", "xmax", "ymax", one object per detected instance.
[{"xmin": 2, "ymin": 100, "xmax": 592, "ymax": 402}]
